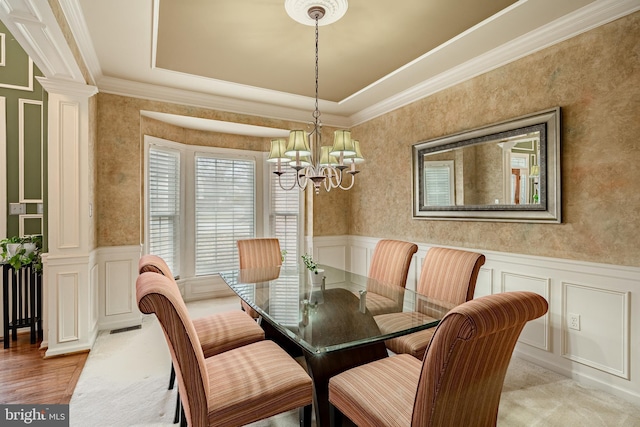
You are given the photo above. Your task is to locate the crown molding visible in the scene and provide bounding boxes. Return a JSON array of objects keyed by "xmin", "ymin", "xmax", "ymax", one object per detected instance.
[
  {"xmin": 349, "ymin": 0, "xmax": 640, "ymax": 126},
  {"xmin": 0, "ymin": 0, "xmax": 85, "ymax": 83},
  {"xmin": 2, "ymin": 0, "xmax": 636, "ymax": 130},
  {"xmin": 97, "ymin": 75, "xmax": 353, "ymax": 128},
  {"xmin": 57, "ymin": 0, "xmax": 100, "ymax": 86}
]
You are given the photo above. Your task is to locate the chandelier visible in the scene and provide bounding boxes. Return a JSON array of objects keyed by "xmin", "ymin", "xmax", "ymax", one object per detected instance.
[{"xmin": 268, "ymin": 0, "xmax": 364, "ymax": 195}]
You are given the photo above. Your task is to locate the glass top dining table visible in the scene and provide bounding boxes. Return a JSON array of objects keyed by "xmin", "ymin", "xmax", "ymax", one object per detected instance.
[
  {"xmin": 220, "ymin": 264, "xmax": 449, "ymax": 354},
  {"xmin": 220, "ymin": 263, "xmax": 449, "ymax": 426}
]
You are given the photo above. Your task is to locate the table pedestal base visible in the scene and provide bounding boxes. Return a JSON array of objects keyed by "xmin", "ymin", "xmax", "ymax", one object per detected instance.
[{"xmin": 304, "ymin": 342, "xmax": 388, "ymax": 427}]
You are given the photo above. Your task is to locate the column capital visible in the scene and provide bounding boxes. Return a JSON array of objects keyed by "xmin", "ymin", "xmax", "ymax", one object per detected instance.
[{"xmin": 36, "ymin": 77, "xmax": 98, "ymax": 98}]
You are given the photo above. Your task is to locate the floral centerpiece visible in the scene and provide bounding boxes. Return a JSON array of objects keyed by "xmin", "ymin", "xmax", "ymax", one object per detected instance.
[
  {"xmin": 302, "ymin": 253, "xmax": 324, "ymax": 286},
  {"xmin": 301, "ymin": 253, "xmax": 318, "ymax": 274}
]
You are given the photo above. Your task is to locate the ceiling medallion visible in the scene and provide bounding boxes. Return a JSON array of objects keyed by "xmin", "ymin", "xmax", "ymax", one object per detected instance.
[{"xmin": 284, "ymin": 0, "xmax": 348, "ymax": 26}]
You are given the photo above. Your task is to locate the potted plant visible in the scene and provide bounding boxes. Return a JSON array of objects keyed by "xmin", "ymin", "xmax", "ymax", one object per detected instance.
[
  {"xmin": 301, "ymin": 253, "xmax": 324, "ymax": 285},
  {"xmin": 0, "ymin": 235, "xmax": 43, "ymax": 272}
]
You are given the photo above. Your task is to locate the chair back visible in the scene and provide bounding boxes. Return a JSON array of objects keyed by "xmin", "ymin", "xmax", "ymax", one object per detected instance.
[
  {"xmin": 412, "ymin": 291, "xmax": 548, "ymax": 427},
  {"xmin": 136, "ymin": 272, "xmax": 209, "ymax": 427},
  {"xmin": 237, "ymin": 238, "xmax": 282, "ymax": 268},
  {"xmin": 139, "ymin": 254, "xmax": 174, "ymax": 278},
  {"xmin": 368, "ymin": 239, "xmax": 418, "ymax": 288},
  {"xmin": 417, "ymin": 247, "xmax": 485, "ymax": 305}
]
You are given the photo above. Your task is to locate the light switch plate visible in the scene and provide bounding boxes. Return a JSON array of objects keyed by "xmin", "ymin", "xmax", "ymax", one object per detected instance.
[{"xmin": 9, "ymin": 203, "xmax": 26, "ymax": 215}]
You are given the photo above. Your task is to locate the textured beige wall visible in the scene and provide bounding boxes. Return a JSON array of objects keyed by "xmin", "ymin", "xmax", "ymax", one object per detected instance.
[
  {"xmin": 95, "ymin": 12, "xmax": 639, "ymax": 267},
  {"xmin": 95, "ymin": 94, "xmax": 348, "ymax": 246},
  {"xmin": 347, "ymin": 12, "xmax": 640, "ymax": 267}
]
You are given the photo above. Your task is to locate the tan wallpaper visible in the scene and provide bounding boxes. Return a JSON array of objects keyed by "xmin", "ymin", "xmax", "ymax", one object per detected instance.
[
  {"xmin": 95, "ymin": 95, "xmax": 350, "ymax": 246},
  {"xmin": 346, "ymin": 12, "xmax": 640, "ymax": 267},
  {"xmin": 95, "ymin": 12, "xmax": 639, "ymax": 267}
]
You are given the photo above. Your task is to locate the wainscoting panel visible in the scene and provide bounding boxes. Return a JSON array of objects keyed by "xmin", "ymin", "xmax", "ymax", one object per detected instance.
[
  {"xmin": 349, "ymin": 244, "xmax": 368, "ymax": 276},
  {"xmin": 105, "ymin": 260, "xmax": 133, "ymax": 316},
  {"xmin": 96, "ymin": 245, "xmax": 142, "ymax": 331},
  {"xmin": 90, "ymin": 262, "xmax": 98, "ymax": 331},
  {"xmin": 562, "ymin": 282, "xmax": 629, "ymax": 379},
  {"xmin": 316, "ymin": 239, "xmax": 347, "ymax": 271},
  {"xmin": 56, "ymin": 271, "xmax": 78, "ymax": 343},
  {"xmin": 474, "ymin": 267, "xmax": 493, "ymax": 298},
  {"xmin": 321, "ymin": 236, "xmax": 640, "ymax": 404},
  {"xmin": 501, "ymin": 271, "xmax": 550, "ymax": 351},
  {"xmin": 43, "ymin": 253, "xmax": 96, "ymax": 357}
]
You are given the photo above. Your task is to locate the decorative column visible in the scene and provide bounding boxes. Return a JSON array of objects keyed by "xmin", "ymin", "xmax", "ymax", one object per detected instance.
[{"xmin": 37, "ymin": 77, "xmax": 98, "ymax": 357}]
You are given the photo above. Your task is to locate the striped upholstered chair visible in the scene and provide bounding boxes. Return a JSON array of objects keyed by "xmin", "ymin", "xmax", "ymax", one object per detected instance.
[
  {"xmin": 236, "ymin": 238, "xmax": 283, "ymax": 318},
  {"xmin": 138, "ymin": 254, "xmax": 265, "ymax": 359},
  {"xmin": 139, "ymin": 254, "xmax": 266, "ymax": 423},
  {"xmin": 329, "ymin": 291, "xmax": 548, "ymax": 427},
  {"xmin": 136, "ymin": 271, "xmax": 313, "ymax": 427},
  {"xmin": 363, "ymin": 239, "xmax": 418, "ymax": 316},
  {"xmin": 375, "ymin": 247, "xmax": 485, "ymax": 359}
]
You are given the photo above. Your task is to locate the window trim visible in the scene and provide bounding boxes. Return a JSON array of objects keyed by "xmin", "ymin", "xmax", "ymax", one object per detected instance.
[
  {"xmin": 144, "ymin": 135, "xmax": 268, "ymax": 282},
  {"xmin": 140, "ymin": 135, "xmax": 306, "ymax": 288}
]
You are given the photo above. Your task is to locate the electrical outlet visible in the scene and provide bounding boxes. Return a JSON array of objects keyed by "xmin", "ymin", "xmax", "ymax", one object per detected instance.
[{"xmin": 568, "ymin": 313, "xmax": 581, "ymax": 330}]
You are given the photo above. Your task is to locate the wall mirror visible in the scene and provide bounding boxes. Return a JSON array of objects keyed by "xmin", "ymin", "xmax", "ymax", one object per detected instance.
[{"xmin": 412, "ymin": 107, "xmax": 561, "ymax": 222}]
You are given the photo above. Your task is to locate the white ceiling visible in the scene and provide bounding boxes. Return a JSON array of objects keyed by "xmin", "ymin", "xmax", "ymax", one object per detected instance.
[{"xmin": 1, "ymin": 0, "xmax": 638, "ymax": 134}]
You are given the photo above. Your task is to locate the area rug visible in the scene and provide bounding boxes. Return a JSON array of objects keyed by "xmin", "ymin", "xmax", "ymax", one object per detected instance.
[{"xmin": 69, "ymin": 296, "xmax": 640, "ymax": 426}]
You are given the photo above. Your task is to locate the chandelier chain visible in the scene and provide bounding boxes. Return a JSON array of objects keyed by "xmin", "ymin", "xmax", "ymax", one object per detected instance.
[{"xmin": 314, "ymin": 13, "xmax": 320, "ymax": 124}]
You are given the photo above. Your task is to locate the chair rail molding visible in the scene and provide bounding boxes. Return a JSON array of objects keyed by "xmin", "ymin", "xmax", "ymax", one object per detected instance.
[{"xmin": 314, "ymin": 235, "xmax": 640, "ymax": 405}]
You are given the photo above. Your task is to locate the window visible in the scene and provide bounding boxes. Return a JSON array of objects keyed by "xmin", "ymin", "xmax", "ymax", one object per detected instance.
[
  {"xmin": 424, "ymin": 160, "xmax": 454, "ymax": 206},
  {"xmin": 267, "ymin": 166, "xmax": 301, "ymax": 326},
  {"xmin": 195, "ymin": 155, "xmax": 255, "ymax": 275},
  {"xmin": 145, "ymin": 136, "xmax": 301, "ymax": 284},
  {"xmin": 147, "ymin": 146, "xmax": 181, "ymax": 277},
  {"xmin": 269, "ymin": 165, "xmax": 300, "ymax": 268}
]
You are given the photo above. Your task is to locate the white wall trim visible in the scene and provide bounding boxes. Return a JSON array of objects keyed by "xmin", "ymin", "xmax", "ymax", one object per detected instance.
[
  {"xmin": 0, "ymin": 96, "xmax": 6, "ymax": 240},
  {"xmin": 314, "ymin": 235, "xmax": 640, "ymax": 405},
  {"xmin": 18, "ymin": 98, "xmax": 43, "ymax": 203},
  {"xmin": 95, "ymin": 245, "xmax": 142, "ymax": 332}
]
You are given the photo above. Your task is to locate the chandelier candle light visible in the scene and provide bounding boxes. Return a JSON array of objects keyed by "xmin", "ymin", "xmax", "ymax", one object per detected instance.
[{"xmin": 269, "ymin": 0, "xmax": 364, "ymax": 194}]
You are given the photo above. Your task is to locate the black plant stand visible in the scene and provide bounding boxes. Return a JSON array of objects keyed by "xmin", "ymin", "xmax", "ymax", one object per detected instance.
[{"xmin": 2, "ymin": 263, "xmax": 43, "ymax": 348}]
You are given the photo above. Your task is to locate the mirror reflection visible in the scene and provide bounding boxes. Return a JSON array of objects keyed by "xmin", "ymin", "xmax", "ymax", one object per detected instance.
[
  {"xmin": 412, "ymin": 107, "xmax": 561, "ymax": 223},
  {"xmin": 422, "ymin": 130, "xmax": 541, "ymax": 207}
]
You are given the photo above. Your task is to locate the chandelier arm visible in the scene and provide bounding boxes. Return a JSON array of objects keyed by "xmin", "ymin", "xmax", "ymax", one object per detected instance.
[
  {"xmin": 320, "ymin": 166, "xmax": 338, "ymax": 192},
  {"xmin": 275, "ymin": 171, "xmax": 299, "ymax": 191},
  {"xmin": 326, "ymin": 166, "xmax": 343, "ymax": 189},
  {"xmin": 337, "ymin": 172, "xmax": 356, "ymax": 190},
  {"xmin": 297, "ymin": 168, "xmax": 309, "ymax": 191}
]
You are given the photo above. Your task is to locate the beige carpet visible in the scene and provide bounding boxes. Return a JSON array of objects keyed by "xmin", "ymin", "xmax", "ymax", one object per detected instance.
[{"xmin": 70, "ymin": 296, "xmax": 640, "ymax": 426}]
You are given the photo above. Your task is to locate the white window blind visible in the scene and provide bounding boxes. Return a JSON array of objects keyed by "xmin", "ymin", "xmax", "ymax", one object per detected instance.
[
  {"xmin": 148, "ymin": 146, "xmax": 181, "ymax": 277},
  {"xmin": 195, "ymin": 155, "xmax": 255, "ymax": 276},
  {"xmin": 270, "ymin": 167, "xmax": 299, "ymax": 267},
  {"xmin": 424, "ymin": 161, "xmax": 454, "ymax": 206},
  {"xmin": 268, "ymin": 167, "xmax": 301, "ymax": 326}
]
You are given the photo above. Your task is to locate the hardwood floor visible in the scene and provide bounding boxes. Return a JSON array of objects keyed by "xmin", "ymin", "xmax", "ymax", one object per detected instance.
[{"xmin": 0, "ymin": 332, "xmax": 88, "ymax": 404}]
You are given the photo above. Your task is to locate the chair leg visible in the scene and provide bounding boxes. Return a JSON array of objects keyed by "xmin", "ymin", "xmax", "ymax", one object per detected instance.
[
  {"xmin": 173, "ymin": 388, "xmax": 181, "ymax": 424},
  {"xmin": 169, "ymin": 363, "xmax": 176, "ymax": 390},
  {"xmin": 299, "ymin": 404, "xmax": 312, "ymax": 427},
  {"xmin": 180, "ymin": 402, "xmax": 187, "ymax": 427},
  {"xmin": 329, "ymin": 403, "xmax": 343, "ymax": 427}
]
